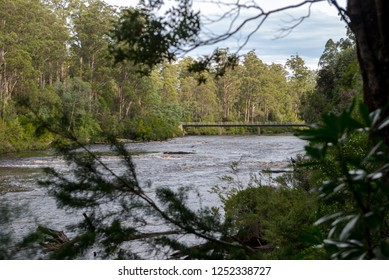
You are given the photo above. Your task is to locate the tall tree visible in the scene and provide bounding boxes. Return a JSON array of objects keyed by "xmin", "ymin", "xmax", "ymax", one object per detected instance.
[
  {"xmin": 69, "ymin": 0, "xmax": 116, "ymax": 111},
  {"xmin": 214, "ymin": 49, "xmax": 242, "ymax": 121},
  {"xmin": 0, "ymin": 0, "xmax": 68, "ymax": 120},
  {"xmin": 267, "ymin": 63, "xmax": 295, "ymax": 122},
  {"xmin": 240, "ymin": 51, "xmax": 266, "ymax": 122},
  {"xmin": 159, "ymin": 62, "xmax": 180, "ymax": 104},
  {"xmin": 347, "ymin": 1, "xmax": 389, "ymax": 141},
  {"xmin": 303, "ymin": 35, "xmax": 360, "ymax": 122},
  {"xmin": 286, "ymin": 54, "xmax": 315, "ymax": 119},
  {"xmin": 110, "ymin": 0, "xmax": 389, "ymax": 134},
  {"xmin": 21, "ymin": 0, "xmax": 389, "ymax": 261},
  {"xmin": 217, "ymin": 66, "xmax": 242, "ymax": 121}
]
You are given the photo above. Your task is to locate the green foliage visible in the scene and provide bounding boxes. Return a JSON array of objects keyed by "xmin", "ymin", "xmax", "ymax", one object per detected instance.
[
  {"xmin": 32, "ymin": 139, "xmax": 266, "ymax": 259},
  {"xmin": 0, "ymin": 0, "xmax": 328, "ymax": 155},
  {"xmin": 0, "ymin": 202, "xmax": 29, "ymax": 259},
  {"xmin": 0, "ymin": 203, "xmax": 14, "ymax": 259},
  {"xmin": 126, "ymin": 110, "xmax": 182, "ymax": 141},
  {"xmin": 299, "ymin": 101, "xmax": 389, "ymax": 259},
  {"xmin": 222, "ymin": 181, "xmax": 318, "ymax": 259},
  {"xmin": 302, "ymin": 35, "xmax": 361, "ymax": 122},
  {"xmin": 187, "ymin": 49, "xmax": 240, "ymax": 82},
  {"xmin": 54, "ymin": 78, "xmax": 102, "ymax": 142},
  {"xmin": 110, "ymin": 2, "xmax": 200, "ymax": 75},
  {"xmin": 0, "ymin": 118, "xmax": 53, "ymax": 153},
  {"xmin": 210, "ymin": 160, "xmax": 323, "ymax": 259}
]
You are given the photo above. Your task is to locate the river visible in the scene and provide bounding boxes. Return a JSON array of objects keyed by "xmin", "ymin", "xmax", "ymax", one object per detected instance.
[{"xmin": 0, "ymin": 135, "xmax": 306, "ymax": 258}]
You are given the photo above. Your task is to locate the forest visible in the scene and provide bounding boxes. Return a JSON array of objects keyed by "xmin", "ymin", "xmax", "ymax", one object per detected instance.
[
  {"xmin": 5, "ymin": 0, "xmax": 389, "ymax": 261},
  {"xmin": 0, "ymin": 0, "xmax": 360, "ymax": 152}
]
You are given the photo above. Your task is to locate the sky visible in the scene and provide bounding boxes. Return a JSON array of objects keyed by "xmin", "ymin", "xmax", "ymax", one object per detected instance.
[{"xmin": 103, "ymin": 0, "xmax": 348, "ymax": 69}]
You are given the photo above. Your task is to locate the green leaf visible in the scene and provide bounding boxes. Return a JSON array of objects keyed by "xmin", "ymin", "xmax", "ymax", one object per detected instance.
[
  {"xmin": 349, "ymin": 169, "xmax": 367, "ymax": 181},
  {"xmin": 369, "ymin": 109, "xmax": 382, "ymax": 127},
  {"xmin": 314, "ymin": 212, "xmax": 343, "ymax": 226},
  {"xmin": 305, "ymin": 145, "xmax": 327, "ymax": 160},
  {"xmin": 339, "ymin": 215, "xmax": 359, "ymax": 241},
  {"xmin": 362, "ymin": 141, "xmax": 384, "ymax": 164},
  {"xmin": 378, "ymin": 116, "xmax": 389, "ymax": 130},
  {"xmin": 359, "ymin": 102, "xmax": 372, "ymax": 127}
]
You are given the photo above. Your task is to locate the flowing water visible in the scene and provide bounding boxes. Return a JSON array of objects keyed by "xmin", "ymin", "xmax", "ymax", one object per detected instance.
[{"xmin": 0, "ymin": 135, "xmax": 306, "ymax": 258}]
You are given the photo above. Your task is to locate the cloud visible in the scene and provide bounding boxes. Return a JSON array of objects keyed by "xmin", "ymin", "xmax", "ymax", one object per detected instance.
[
  {"xmin": 104, "ymin": 0, "xmax": 348, "ymax": 69},
  {"xmin": 190, "ymin": 1, "xmax": 347, "ymax": 69}
]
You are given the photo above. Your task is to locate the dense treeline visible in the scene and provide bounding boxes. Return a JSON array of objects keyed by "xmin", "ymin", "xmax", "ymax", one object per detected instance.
[
  {"xmin": 4, "ymin": 0, "xmax": 385, "ymax": 261},
  {"xmin": 0, "ymin": 0, "xmax": 359, "ymax": 153}
]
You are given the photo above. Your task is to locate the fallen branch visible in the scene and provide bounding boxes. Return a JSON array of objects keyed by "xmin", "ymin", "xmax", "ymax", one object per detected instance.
[{"xmin": 38, "ymin": 226, "xmax": 71, "ymax": 251}]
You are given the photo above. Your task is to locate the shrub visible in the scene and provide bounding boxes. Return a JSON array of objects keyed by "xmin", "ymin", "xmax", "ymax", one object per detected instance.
[
  {"xmin": 299, "ymin": 101, "xmax": 389, "ymax": 259},
  {"xmin": 224, "ymin": 185, "xmax": 318, "ymax": 259}
]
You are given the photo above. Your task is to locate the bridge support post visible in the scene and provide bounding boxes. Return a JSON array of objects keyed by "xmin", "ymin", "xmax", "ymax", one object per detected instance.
[
  {"xmin": 178, "ymin": 124, "xmax": 185, "ymax": 136},
  {"xmin": 218, "ymin": 127, "xmax": 222, "ymax": 136},
  {"xmin": 257, "ymin": 126, "xmax": 261, "ymax": 135}
]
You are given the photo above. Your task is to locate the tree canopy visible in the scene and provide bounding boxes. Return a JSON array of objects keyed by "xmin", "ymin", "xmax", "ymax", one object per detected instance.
[{"xmin": 3, "ymin": 0, "xmax": 389, "ymax": 260}]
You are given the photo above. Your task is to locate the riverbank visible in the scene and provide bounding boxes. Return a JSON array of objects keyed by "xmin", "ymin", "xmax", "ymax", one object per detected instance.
[
  {"xmin": 182, "ymin": 126, "xmax": 305, "ymax": 136},
  {"xmin": 0, "ymin": 135, "xmax": 307, "ymax": 259},
  {"xmin": 0, "ymin": 135, "xmax": 306, "ymax": 195},
  {"xmin": 0, "ymin": 124, "xmax": 306, "ymax": 156}
]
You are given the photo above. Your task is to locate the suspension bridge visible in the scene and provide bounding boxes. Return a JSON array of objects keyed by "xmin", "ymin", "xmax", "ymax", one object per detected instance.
[{"xmin": 179, "ymin": 122, "xmax": 311, "ymax": 135}]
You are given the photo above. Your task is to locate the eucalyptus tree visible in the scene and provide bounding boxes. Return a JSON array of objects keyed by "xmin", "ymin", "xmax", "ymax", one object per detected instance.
[
  {"xmin": 216, "ymin": 67, "xmax": 242, "ymax": 121},
  {"xmin": 193, "ymin": 72, "xmax": 219, "ymax": 121},
  {"xmin": 301, "ymin": 34, "xmax": 360, "ymax": 122},
  {"xmin": 286, "ymin": 55, "xmax": 313, "ymax": 91},
  {"xmin": 69, "ymin": 0, "xmax": 116, "ymax": 111},
  {"xmin": 266, "ymin": 63, "xmax": 295, "ymax": 122},
  {"xmin": 213, "ymin": 50, "xmax": 242, "ymax": 121},
  {"xmin": 177, "ymin": 58, "xmax": 198, "ymax": 120},
  {"xmin": 239, "ymin": 51, "xmax": 266, "ymax": 122},
  {"xmin": 54, "ymin": 77, "xmax": 101, "ymax": 142},
  {"xmin": 181, "ymin": 71, "xmax": 219, "ymax": 122},
  {"xmin": 286, "ymin": 54, "xmax": 316, "ymax": 120},
  {"xmin": 110, "ymin": 0, "xmax": 389, "ymax": 145},
  {"xmin": 17, "ymin": 0, "xmax": 389, "ymax": 260},
  {"xmin": 0, "ymin": 0, "xmax": 67, "ymax": 120},
  {"xmin": 30, "ymin": 0, "xmax": 69, "ymax": 87},
  {"xmin": 159, "ymin": 62, "xmax": 180, "ymax": 105}
]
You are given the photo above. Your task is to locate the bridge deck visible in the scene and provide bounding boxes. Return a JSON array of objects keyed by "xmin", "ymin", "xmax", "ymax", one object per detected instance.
[{"xmin": 181, "ymin": 122, "xmax": 311, "ymax": 128}]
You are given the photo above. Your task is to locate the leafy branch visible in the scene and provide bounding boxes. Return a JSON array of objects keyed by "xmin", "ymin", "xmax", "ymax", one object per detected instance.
[
  {"xmin": 33, "ymin": 118, "xmax": 258, "ymax": 258},
  {"xmin": 299, "ymin": 101, "xmax": 389, "ymax": 259},
  {"xmin": 110, "ymin": 0, "xmax": 346, "ymax": 75}
]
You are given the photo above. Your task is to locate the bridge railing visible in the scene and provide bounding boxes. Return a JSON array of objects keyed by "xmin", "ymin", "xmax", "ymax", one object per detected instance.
[{"xmin": 181, "ymin": 122, "xmax": 311, "ymax": 127}]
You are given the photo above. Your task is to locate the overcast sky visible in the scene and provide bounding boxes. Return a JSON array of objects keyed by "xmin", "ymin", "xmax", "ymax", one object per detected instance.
[{"xmin": 104, "ymin": 0, "xmax": 348, "ymax": 69}]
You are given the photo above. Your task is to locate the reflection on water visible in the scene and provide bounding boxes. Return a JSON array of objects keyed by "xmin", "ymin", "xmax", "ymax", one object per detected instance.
[{"xmin": 0, "ymin": 135, "xmax": 306, "ymax": 258}]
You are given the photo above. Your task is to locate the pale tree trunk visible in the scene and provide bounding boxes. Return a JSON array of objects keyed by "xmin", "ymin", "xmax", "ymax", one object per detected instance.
[
  {"xmin": 60, "ymin": 61, "xmax": 66, "ymax": 82},
  {"xmin": 88, "ymin": 54, "xmax": 95, "ymax": 113},
  {"xmin": 244, "ymin": 92, "xmax": 252, "ymax": 122},
  {"xmin": 347, "ymin": 0, "xmax": 389, "ymax": 144},
  {"xmin": 221, "ymin": 81, "xmax": 233, "ymax": 119},
  {"xmin": 49, "ymin": 61, "xmax": 53, "ymax": 86},
  {"xmin": 0, "ymin": 47, "xmax": 5, "ymax": 120},
  {"xmin": 0, "ymin": 57, "xmax": 18, "ymax": 120},
  {"xmin": 118, "ymin": 84, "xmax": 123, "ymax": 120},
  {"xmin": 121, "ymin": 70, "xmax": 129, "ymax": 119}
]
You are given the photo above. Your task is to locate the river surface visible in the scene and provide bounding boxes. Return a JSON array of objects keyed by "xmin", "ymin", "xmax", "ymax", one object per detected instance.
[{"xmin": 0, "ymin": 135, "xmax": 306, "ymax": 258}]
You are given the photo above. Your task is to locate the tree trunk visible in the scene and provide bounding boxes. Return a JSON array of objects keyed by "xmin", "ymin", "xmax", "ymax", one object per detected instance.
[
  {"xmin": 49, "ymin": 61, "xmax": 53, "ymax": 86},
  {"xmin": 347, "ymin": 0, "xmax": 389, "ymax": 144},
  {"xmin": 60, "ymin": 61, "xmax": 65, "ymax": 82}
]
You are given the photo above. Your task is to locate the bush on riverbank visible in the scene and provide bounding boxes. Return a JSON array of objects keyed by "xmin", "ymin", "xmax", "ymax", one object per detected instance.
[
  {"xmin": 184, "ymin": 126, "xmax": 297, "ymax": 136},
  {"xmin": 0, "ymin": 118, "xmax": 53, "ymax": 153},
  {"xmin": 6, "ymin": 100, "xmax": 389, "ymax": 260},
  {"xmin": 220, "ymin": 105, "xmax": 376, "ymax": 259},
  {"xmin": 223, "ymin": 184, "xmax": 319, "ymax": 259},
  {"xmin": 124, "ymin": 115, "xmax": 182, "ymax": 141}
]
